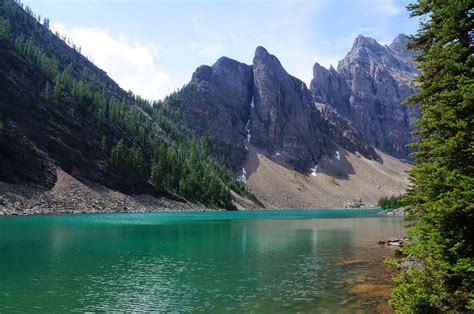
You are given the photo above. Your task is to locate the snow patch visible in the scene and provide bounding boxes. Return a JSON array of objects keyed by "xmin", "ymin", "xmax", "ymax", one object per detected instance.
[
  {"xmin": 275, "ymin": 152, "xmax": 281, "ymax": 156},
  {"xmin": 238, "ymin": 167, "xmax": 247, "ymax": 183},
  {"xmin": 310, "ymin": 164, "xmax": 318, "ymax": 177},
  {"xmin": 250, "ymin": 96, "xmax": 255, "ymax": 108},
  {"xmin": 335, "ymin": 151, "xmax": 340, "ymax": 161}
]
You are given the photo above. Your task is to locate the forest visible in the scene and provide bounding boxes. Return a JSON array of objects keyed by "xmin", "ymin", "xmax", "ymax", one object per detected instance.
[{"xmin": 0, "ymin": 0, "xmax": 255, "ymax": 209}]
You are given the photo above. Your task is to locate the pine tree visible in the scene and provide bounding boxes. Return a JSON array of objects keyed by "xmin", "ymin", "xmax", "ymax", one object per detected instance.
[
  {"xmin": 41, "ymin": 81, "xmax": 53, "ymax": 101},
  {"xmin": 110, "ymin": 139, "xmax": 126, "ymax": 167},
  {"xmin": 150, "ymin": 162, "xmax": 162, "ymax": 187},
  {"xmin": 390, "ymin": 1, "xmax": 474, "ymax": 312},
  {"xmin": 0, "ymin": 17, "xmax": 10, "ymax": 41}
]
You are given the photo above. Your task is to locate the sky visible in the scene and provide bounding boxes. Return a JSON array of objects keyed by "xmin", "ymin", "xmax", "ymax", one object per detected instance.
[{"xmin": 23, "ymin": 0, "xmax": 419, "ymax": 101}]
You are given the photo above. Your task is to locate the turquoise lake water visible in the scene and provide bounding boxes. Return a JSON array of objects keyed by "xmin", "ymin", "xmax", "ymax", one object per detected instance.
[{"xmin": 0, "ymin": 210, "xmax": 403, "ymax": 312}]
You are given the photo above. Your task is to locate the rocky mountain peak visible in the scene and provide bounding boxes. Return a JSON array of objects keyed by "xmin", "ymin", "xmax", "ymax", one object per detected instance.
[
  {"xmin": 214, "ymin": 56, "xmax": 242, "ymax": 70},
  {"xmin": 171, "ymin": 45, "xmax": 380, "ymax": 175},
  {"xmin": 253, "ymin": 45, "xmax": 287, "ymax": 77},
  {"xmin": 311, "ymin": 34, "xmax": 420, "ymax": 159},
  {"xmin": 388, "ymin": 34, "xmax": 416, "ymax": 67},
  {"xmin": 254, "ymin": 46, "xmax": 270, "ymax": 58},
  {"xmin": 390, "ymin": 34, "xmax": 409, "ymax": 48},
  {"xmin": 352, "ymin": 35, "xmax": 382, "ymax": 49},
  {"xmin": 191, "ymin": 65, "xmax": 213, "ymax": 81}
]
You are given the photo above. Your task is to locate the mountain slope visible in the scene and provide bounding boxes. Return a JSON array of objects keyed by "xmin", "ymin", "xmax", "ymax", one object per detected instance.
[
  {"xmin": 244, "ymin": 146, "xmax": 409, "ymax": 209},
  {"xmin": 0, "ymin": 0, "xmax": 413, "ymax": 211},
  {"xmin": 159, "ymin": 45, "xmax": 411, "ymax": 208},
  {"xmin": 0, "ymin": 0, "xmax": 254, "ymax": 212},
  {"xmin": 311, "ymin": 34, "xmax": 420, "ymax": 159},
  {"xmin": 164, "ymin": 46, "xmax": 379, "ymax": 177}
]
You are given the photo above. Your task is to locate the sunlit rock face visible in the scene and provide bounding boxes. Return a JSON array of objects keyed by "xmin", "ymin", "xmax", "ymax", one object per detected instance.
[
  {"xmin": 311, "ymin": 34, "xmax": 420, "ymax": 159},
  {"xmin": 173, "ymin": 46, "xmax": 380, "ymax": 174}
]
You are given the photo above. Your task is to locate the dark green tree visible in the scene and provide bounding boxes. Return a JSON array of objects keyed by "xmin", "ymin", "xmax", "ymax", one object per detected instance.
[
  {"xmin": 390, "ymin": 0, "xmax": 474, "ymax": 312},
  {"xmin": 0, "ymin": 16, "xmax": 10, "ymax": 41},
  {"xmin": 110, "ymin": 139, "xmax": 127, "ymax": 167},
  {"xmin": 41, "ymin": 81, "xmax": 53, "ymax": 101}
]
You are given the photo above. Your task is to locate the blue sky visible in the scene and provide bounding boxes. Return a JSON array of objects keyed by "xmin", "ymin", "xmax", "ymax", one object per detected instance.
[{"xmin": 23, "ymin": 0, "xmax": 419, "ymax": 100}]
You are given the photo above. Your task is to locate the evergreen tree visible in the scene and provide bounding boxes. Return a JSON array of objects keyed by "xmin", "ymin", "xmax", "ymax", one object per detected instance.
[
  {"xmin": 43, "ymin": 18, "xmax": 49, "ymax": 29},
  {"xmin": 110, "ymin": 139, "xmax": 126, "ymax": 167},
  {"xmin": 41, "ymin": 81, "xmax": 53, "ymax": 101},
  {"xmin": 390, "ymin": 1, "xmax": 474, "ymax": 312},
  {"xmin": 150, "ymin": 162, "xmax": 162, "ymax": 187},
  {"xmin": 0, "ymin": 16, "xmax": 10, "ymax": 41}
]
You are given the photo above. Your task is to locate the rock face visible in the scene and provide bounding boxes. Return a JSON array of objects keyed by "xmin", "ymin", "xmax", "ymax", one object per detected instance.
[
  {"xmin": 250, "ymin": 46, "xmax": 331, "ymax": 170},
  {"xmin": 168, "ymin": 57, "xmax": 254, "ymax": 168},
  {"xmin": 311, "ymin": 34, "xmax": 420, "ymax": 159},
  {"xmin": 315, "ymin": 102, "xmax": 376, "ymax": 161},
  {"xmin": 170, "ymin": 47, "xmax": 378, "ymax": 173}
]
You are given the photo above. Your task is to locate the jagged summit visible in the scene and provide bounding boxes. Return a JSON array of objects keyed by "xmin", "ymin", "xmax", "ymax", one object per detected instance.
[
  {"xmin": 167, "ymin": 45, "xmax": 379, "ymax": 175},
  {"xmin": 311, "ymin": 34, "xmax": 419, "ymax": 159},
  {"xmin": 390, "ymin": 33, "xmax": 409, "ymax": 47},
  {"xmin": 352, "ymin": 35, "xmax": 382, "ymax": 49},
  {"xmin": 254, "ymin": 46, "xmax": 270, "ymax": 57}
]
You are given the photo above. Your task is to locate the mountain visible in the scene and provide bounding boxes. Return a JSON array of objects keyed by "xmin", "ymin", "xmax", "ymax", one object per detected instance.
[
  {"xmin": 161, "ymin": 44, "xmax": 411, "ymax": 208},
  {"xmin": 310, "ymin": 34, "xmax": 420, "ymax": 159},
  {"xmin": 164, "ymin": 47, "xmax": 378, "ymax": 177},
  {"xmin": 0, "ymin": 0, "xmax": 414, "ymax": 212},
  {"xmin": 0, "ymin": 0, "xmax": 256, "ymax": 213}
]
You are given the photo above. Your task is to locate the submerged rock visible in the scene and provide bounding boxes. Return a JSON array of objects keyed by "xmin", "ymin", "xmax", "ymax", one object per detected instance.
[{"xmin": 377, "ymin": 207, "xmax": 405, "ymax": 216}]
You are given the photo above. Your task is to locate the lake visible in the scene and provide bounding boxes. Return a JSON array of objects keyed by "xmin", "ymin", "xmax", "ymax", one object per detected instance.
[{"xmin": 0, "ymin": 210, "xmax": 403, "ymax": 312}]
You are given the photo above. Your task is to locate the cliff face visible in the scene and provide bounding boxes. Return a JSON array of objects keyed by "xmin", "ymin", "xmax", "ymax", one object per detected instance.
[
  {"xmin": 311, "ymin": 34, "xmax": 420, "ymax": 159},
  {"xmin": 170, "ymin": 47, "xmax": 378, "ymax": 174},
  {"xmin": 167, "ymin": 57, "xmax": 254, "ymax": 169},
  {"xmin": 250, "ymin": 46, "xmax": 331, "ymax": 170}
]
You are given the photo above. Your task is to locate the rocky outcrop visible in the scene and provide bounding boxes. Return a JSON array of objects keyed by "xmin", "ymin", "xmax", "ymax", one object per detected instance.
[
  {"xmin": 311, "ymin": 34, "xmax": 420, "ymax": 159},
  {"xmin": 168, "ymin": 57, "xmax": 254, "ymax": 168},
  {"xmin": 171, "ymin": 47, "xmax": 379, "ymax": 174},
  {"xmin": 250, "ymin": 46, "xmax": 333, "ymax": 170},
  {"xmin": 315, "ymin": 102, "xmax": 378, "ymax": 161}
]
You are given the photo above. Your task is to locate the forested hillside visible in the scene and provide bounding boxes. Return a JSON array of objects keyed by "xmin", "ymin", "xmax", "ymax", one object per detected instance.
[{"xmin": 0, "ymin": 0, "xmax": 253, "ymax": 209}]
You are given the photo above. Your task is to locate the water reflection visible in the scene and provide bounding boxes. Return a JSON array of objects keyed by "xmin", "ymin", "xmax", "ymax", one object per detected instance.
[{"xmin": 0, "ymin": 213, "xmax": 403, "ymax": 312}]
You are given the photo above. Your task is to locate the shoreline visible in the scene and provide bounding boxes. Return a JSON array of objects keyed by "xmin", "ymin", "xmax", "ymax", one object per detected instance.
[
  {"xmin": 1, "ymin": 170, "xmax": 400, "ymax": 217},
  {"xmin": 0, "ymin": 207, "xmax": 388, "ymax": 217}
]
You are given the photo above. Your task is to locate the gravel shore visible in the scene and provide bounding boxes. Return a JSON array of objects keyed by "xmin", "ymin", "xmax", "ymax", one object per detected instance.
[{"xmin": 0, "ymin": 169, "xmax": 207, "ymax": 216}]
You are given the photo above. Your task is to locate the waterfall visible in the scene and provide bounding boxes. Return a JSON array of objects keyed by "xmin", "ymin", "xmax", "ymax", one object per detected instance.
[{"xmin": 310, "ymin": 164, "xmax": 318, "ymax": 176}]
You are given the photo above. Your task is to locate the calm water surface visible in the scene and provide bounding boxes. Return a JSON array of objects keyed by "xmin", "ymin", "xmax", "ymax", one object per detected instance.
[{"xmin": 0, "ymin": 210, "xmax": 403, "ymax": 312}]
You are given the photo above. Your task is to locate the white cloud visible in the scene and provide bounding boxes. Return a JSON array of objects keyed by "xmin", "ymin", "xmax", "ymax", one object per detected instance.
[{"xmin": 51, "ymin": 23, "xmax": 175, "ymax": 100}]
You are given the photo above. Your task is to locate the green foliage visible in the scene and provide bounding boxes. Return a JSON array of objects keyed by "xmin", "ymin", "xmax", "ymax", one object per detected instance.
[
  {"xmin": 377, "ymin": 195, "xmax": 404, "ymax": 209},
  {"xmin": 110, "ymin": 139, "xmax": 145, "ymax": 177},
  {"xmin": 14, "ymin": 36, "xmax": 59, "ymax": 78},
  {"xmin": 0, "ymin": 16, "xmax": 10, "ymax": 41},
  {"xmin": 389, "ymin": 0, "xmax": 474, "ymax": 312}
]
